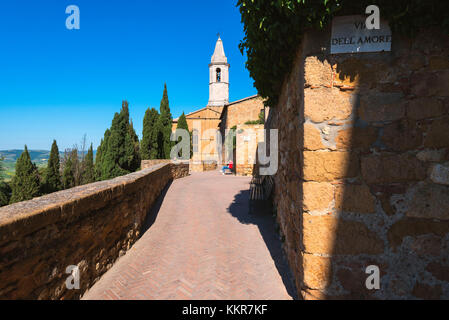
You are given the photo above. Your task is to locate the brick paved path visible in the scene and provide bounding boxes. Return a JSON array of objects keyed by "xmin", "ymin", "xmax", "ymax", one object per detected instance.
[{"xmin": 83, "ymin": 171, "xmax": 296, "ymax": 300}]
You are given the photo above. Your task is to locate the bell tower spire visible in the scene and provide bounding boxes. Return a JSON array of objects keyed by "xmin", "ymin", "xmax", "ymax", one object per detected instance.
[{"xmin": 208, "ymin": 35, "xmax": 229, "ymax": 106}]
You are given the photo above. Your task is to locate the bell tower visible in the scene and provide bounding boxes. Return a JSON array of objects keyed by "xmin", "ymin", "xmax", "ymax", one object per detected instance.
[{"xmin": 208, "ymin": 36, "xmax": 229, "ymax": 106}]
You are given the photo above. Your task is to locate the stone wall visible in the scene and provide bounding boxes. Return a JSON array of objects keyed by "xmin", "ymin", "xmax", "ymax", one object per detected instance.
[
  {"xmin": 221, "ymin": 96, "xmax": 265, "ymax": 129},
  {"xmin": 235, "ymin": 124, "xmax": 265, "ymax": 176},
  {"xmin": 141, "ymin": 159, "xmax": 172, "ymax": 169},
  {"xmin": 269, "ymin": 26, "xmax": 449, "ymax": 299},
  {"xmin": 190, "ymin": 160, "xmax": 217, "ymax": 172},
  {"xmin": 0, "ymin": 162, "xmax": 189, "ymax": 299}
]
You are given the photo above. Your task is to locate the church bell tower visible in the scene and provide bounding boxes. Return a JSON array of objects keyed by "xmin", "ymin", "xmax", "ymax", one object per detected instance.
[{"xmin": 208, "ymin": 36, "xmax": 229, "ymax": 106}]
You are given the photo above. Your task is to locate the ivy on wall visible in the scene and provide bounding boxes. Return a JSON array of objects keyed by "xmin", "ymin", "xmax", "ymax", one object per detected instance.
[{"xmin": 237, "ymin": 0, "xmax": 449, "ymax": 107}]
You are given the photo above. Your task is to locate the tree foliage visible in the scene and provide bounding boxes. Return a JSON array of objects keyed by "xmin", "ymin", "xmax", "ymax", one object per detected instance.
[
  {"xmin": 0, "ymin": 157, "xmax": 10, "ymax": 207},
  {"xmin": 175, "ymin": 112, "xmax": 191, "ymax": 158},
  {"xmin": 141, "ymin": 107, "xmax": 159, "ymax": 160},
  {"xmin": 95, "ymin": 129, "xmax": 110, "ymax": 181},
  {"xmin": 10, "ymin": 146, "xmax": 40, "ymax": 204},
  {"xmin": 0, "ymin": 181, "xmax": 11, "ymax": 207},
  {"xmin": 237, "ymin": 0, "xmax": 449, "ymax": 107},
  {"xmin": 62, "ymin": 154, "xmax": 75, "ymax": 189},
  {"xmin": 95, "ymin": 101, "xmax": 140, "ymax": 180},
  {"xmin": 82, "ymin": 144, "xmax": 95, "ymax": 184},
  {"xmin": 43, "ymin": 140, "xmax": 62, "ymax": 193},
  {"xmin": 156, "ymin": 84, "xmax": 173, "ymax": 159}
]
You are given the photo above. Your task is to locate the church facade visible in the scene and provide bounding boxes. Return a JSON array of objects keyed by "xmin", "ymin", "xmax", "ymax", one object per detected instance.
[{"xmin": 172, "ymin": 36, "xmax": 266, "ymax": 170}]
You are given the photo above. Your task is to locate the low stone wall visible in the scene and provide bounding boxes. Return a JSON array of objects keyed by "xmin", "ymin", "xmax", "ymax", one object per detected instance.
[
  {"xmin": 0, "ymin": 162, "xmax": 189, "ymax": 299},
  {"xmin": 141, "ymin": 159, "xmax": 172, "ymax": 169},
  {"xmin": 269, "ymin": 27, "xmax": 449, "ymax": 299}
]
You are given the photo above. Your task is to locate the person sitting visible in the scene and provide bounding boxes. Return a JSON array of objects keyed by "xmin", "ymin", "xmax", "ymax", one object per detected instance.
[{"xmin": 221, "ymin": 160, "xmax": 233, "ymax": 175}]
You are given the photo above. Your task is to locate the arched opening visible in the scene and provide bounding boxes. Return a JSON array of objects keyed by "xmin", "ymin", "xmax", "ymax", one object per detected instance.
[{"xmin": 216, "ymin": 68, "xmax": 221, "ymax": 82}]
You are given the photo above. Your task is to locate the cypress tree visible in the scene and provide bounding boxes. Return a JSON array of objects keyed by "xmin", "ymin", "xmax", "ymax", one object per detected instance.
[
  {"xmin": 175, "ymin": 112, "xmax": 190, "ymax": 158},
  {"xmin": 127, "ymin": 119, "xmax": 140, "ymax": 171},
  {"xmin": 102, "ymin": 111, "xmax": 125, "ymax": 179},
  {"xmin": 82, "ymin": 144, "xmax": 95, "ymax": 184},
  {"xmin": 10, "ymin": 146, "xmax": 41, "ymax": 204},
  {"xmin": 43, "ymin": 140, "xmax": 61, "ymax": 193},
  {"xmin": 141, "ymin": 108, "xmax": 159, "ymax": 160},
  {"xmin": 100, "ymin": 101, "xmax": 140, "ymax": 179},
  {"xmin": 62, "ymin": 156, "xmax": 75, "ymax": 189},
  {"xmin": 156, "ymin": 84, "xmax": 173, "ymax": 159},
  {"xmin": 176, "ymin": 112, "xmax": 189, "ymax": 133},
  {"xmin": 95, "ymin": 129, "xmax": 111, "ymax": 181},
  {"xmin": 150, "ymin": 111, "xmax": 160, "ymax": 159}
]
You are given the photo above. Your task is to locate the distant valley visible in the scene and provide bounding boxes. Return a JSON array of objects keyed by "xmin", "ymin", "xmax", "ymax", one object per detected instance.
[{"xmin": 0, "ymin": 149, "xmax": 95, "ymax": 181}]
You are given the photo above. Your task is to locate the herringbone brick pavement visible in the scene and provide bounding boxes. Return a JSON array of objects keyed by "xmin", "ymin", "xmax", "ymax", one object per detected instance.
[{"xmin": 83, "ymin": 171, "xmax": 296, "ymax": 300}]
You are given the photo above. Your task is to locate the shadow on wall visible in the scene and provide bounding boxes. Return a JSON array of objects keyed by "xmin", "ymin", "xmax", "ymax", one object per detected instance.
[
  {"xmin": 226, "ymin": 190, "xmax": 298, "ymax": 299},
  {"xmin": 141, "ymin": 180, "xmax": 173, "ymax": 235},
  {"xmin": 293, "ymin": 27, "xmax": 449, "ymax": 299}
]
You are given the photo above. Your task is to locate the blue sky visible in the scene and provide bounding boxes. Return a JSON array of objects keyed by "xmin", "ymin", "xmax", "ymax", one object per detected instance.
[{"xmin": 0, "ymin": 0, "xmax": 256, "ymax": 150}]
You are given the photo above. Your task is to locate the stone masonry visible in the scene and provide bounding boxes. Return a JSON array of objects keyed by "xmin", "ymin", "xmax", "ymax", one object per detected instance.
[
  {"xmin": 268, "ymin": 26, "xmax": 449, "ymax": 299},
  {"xmin": 0, "ymin": 162, "xmax": 188, "ymax": 299},
  {"xmin": 235, "ymin": 124, "xmax": 265, "ymax": 176}
]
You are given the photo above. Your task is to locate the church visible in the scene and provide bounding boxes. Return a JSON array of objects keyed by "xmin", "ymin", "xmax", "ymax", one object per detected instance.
[{"xmin": 172, "ymin": 36, "xmax": 266, "ymax": 171}]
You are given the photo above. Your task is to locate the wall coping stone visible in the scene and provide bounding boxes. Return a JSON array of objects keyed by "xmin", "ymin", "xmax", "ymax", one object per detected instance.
[{"xmin": 0, "ymin": 163, "xmax": 168, "ymax": 234}]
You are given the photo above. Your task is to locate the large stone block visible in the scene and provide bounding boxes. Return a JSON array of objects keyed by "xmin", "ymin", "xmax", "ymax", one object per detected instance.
[
  {"xmin": 412, "ymin": 282, "xmax": 442, "ymax": 300},
  {"xmin": 388, "ymin": 218, "xmax": 449, "ymax": 250},
  {"xmin": 335, "ymin": 126, "xmax": 378, "ymax": 150},
  {"xmin": 304, "ymin": 123, "xmax": 325, "ymax": 150},
  {"xmin": 381, "ymin": 120, "xmax": 423, "ymax": 151},
  {"xmin": 303, "ymin": 215, "xmax": 383, "ymax": 255},
  {"xmin": 407, "ymin": 97, "xmax": 446, "ymax": 120},
  {"xmin": 429, "ymin": 56, "xmax": 449, "ymax": 70},
  {"xmin": 361, "ymin": 154, "xmax": 427, "ymax": 184},
  {"xmin": 303, "ymin": 253, "xmax": 332, "ymax": 290},
  {"xmin": 411, "ymin": 70, "xmax": 449, "ymax": 97},
  {"xmin": 335, "ymin": 184, "xmax": 375, "ymax": 213},
  {"xmin": 304, "ymin": 88, "xmax": 354, "ymax": 122},
  {"xmin": 358, "ymin": 92, "xmax": 405, "ymax": 122},
  {"xmin": 406, "ymin": 183, "xmax": 449, "ymax": 220},
  {"xmin": 424, "ymin": 116, "xmax": 449, "ymax": 148},
  {"xmin": 303, "ymin": 151, "xmax": 359, "ymax": 182},
  {"xmin": 426, "ymin": 262, "xmax": 449, "ymax": 282},
  {"xmin": 303, "ymin": 182, "xmax": 334, "ymax": 211}
]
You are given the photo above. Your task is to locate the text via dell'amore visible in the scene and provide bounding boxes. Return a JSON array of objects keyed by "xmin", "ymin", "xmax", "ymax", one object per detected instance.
[{"xmin": 331, "ymin": 15, "xmax": 392, "ymax": 54}]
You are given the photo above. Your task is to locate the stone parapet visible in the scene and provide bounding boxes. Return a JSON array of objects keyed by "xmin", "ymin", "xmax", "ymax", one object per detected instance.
[{"xmin": 0, "ymin": 162, "xmax": 188, "ymax": 299}]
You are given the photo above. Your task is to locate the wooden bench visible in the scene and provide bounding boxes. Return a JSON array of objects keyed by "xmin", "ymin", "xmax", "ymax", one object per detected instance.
[{"xmin": 249, "ymin": 175, "xmax": 274, "ymax": 201}]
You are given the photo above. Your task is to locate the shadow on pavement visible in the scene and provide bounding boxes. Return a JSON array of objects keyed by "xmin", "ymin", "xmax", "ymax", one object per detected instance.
[
  {"xmin": 227, "ymin": 190, "xmax": 298, "ymax": 299},
  {"xmin": 140, "ymin": 180, "xmax": 173, "ymax": 235}
]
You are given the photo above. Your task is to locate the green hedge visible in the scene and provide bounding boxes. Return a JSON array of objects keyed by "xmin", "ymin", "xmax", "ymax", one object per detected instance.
[{"xmin": 237, "ymin": 0, "xmax": 449, "ymax": 107}]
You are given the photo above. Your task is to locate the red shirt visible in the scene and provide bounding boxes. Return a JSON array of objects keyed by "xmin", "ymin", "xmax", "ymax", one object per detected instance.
[{"xmin": 228, "ymin": 161, "xmax": 233, "ymax": 169}]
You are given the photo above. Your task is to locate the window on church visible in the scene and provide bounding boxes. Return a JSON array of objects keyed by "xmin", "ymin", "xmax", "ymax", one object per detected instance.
[
  {"xmin": 216, "ymin": 68, "xmax": 221, "ymax": 82},
  {"xmin": 193, "ymin": 129, "xmax": 199, "ymax": 152}
]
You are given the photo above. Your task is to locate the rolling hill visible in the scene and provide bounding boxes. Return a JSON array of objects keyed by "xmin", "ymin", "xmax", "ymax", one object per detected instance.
[{"xmin": 0, "ymin": 149, "xmax": 96, "ymax": 182}]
